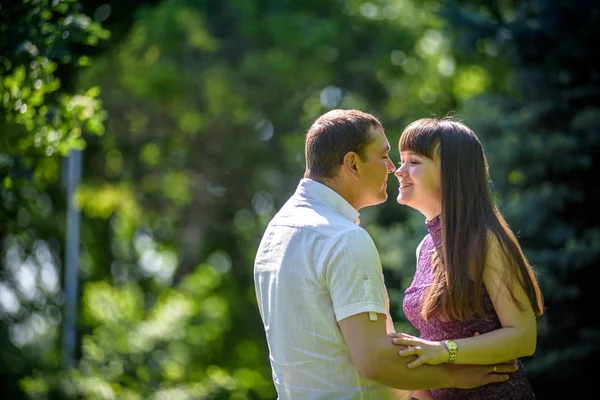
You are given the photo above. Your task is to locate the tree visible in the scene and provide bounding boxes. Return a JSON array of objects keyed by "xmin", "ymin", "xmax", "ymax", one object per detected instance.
[
  {"xmin": 4, "ymin": 0, "xmax": 592, "ymax": 397},
  {"xmin": 0, "ymin": 0, "xmax": 108, "ymax": 398},
  {"xmin": 439, "ymin": 0, "xmax": 600, "ymax": 396},
  {"xmin": 42, "ymin": 0, "xmax": 453, "ymax": 397}
]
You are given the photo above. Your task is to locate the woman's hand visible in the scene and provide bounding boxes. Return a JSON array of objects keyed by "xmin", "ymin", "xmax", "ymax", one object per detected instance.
[{"xmin": 388, "ymin": 332, "xmax": 448, "ymax": 369}]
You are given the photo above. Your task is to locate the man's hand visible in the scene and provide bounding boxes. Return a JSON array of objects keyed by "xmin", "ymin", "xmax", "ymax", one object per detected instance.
[
  {"xmin": 449, "ymin": 360, "xmax": 519, "ymax": 389},
  {"xmin": 389, "ymin": 332, "xmax": 448, "ymax": 368},
  {"xmin": 340, "ymin": 314, "xmax": 518, "ymax": 390}
]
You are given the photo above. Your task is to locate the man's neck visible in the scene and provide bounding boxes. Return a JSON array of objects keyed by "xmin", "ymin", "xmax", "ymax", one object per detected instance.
[{"xmin": 306, "ymin": 176, "xmax": 360, "ymax": 211}]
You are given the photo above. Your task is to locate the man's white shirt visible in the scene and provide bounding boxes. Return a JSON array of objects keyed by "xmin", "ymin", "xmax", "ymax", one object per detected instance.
[{"xmin": 254, "ymin": 179, "xmax": 401, "ymax": 399}]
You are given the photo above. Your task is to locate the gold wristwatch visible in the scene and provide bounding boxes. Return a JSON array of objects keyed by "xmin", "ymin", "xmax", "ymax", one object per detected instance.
[{"xmin": 444, "ymin": 340, "xmax": 458, "ymax": 364}]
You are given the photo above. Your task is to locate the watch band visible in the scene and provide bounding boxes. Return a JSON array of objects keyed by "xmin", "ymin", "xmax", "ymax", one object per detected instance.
[{"xmin": 444, "ymin": 340, "xmax": 458, "ymax": 364}]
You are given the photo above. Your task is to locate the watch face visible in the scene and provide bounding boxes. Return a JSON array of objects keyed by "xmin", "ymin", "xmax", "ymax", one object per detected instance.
[{"xmin": 447, "ymin": 341, "xmax": 458, "ymax": 350}]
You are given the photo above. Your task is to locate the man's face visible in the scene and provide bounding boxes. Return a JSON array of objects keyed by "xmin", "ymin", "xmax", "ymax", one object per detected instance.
[{"xmin": 357, "ymin": 128, "xmax": 396, "ymax": 207}]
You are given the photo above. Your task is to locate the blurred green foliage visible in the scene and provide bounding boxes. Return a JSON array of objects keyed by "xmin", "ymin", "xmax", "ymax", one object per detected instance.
[
  {"xmin": 1, "ymin": 0, "xmax": 110, "ymax": 398},
  {"xmin": 1, "ymin": 0, "xmax": 598, "ymax": 398}
]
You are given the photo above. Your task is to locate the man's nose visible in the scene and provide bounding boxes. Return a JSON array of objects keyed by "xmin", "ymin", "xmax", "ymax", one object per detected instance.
[{"xmin": 386, "ymin": 158, "xmax": 396, "ymax": 172}]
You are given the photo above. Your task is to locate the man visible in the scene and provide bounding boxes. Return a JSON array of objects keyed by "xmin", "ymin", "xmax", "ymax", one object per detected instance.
[{"xmin": 254, "ymin": 109, "xmax": 517, "ymax": 399}]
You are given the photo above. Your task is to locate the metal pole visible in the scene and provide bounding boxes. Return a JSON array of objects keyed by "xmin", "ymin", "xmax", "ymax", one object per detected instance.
[{"xmin": 62, "ymin": 149, "xmax": 81, "ymax": 368}]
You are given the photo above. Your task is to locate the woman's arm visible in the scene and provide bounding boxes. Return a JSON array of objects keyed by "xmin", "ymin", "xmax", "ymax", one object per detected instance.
[
  {"xmin": 390, "ymin": 238, "xmax": 537, "ymax": 368},
  {"xmin": 411, "ymin": 389, "xmax": 433, "ymax": 399}
]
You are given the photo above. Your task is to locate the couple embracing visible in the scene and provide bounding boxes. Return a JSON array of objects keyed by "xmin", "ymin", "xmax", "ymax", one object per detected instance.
[{"xmin": 254, "ymin": 109, "xmax": 544, "ymax": 400}]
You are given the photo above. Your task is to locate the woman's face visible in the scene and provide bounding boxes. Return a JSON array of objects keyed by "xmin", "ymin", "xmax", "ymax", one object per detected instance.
[{"xmin": 394, "ymin": 148, "xmax": 442, "ymax": 220}]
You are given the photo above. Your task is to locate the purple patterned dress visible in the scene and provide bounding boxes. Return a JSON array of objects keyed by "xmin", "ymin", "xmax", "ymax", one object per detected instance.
[{"xmin": 402, "ymin": 216, "xmax": 536, "ymax": 399}]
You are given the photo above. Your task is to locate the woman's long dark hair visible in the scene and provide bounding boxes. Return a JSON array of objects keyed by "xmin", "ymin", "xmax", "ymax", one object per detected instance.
[{"xmin": 400, "ymin": 117, "xmax": 544, "ymax": 321}]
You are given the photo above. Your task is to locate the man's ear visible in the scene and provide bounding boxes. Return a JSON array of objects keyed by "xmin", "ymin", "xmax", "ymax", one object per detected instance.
[{"xmin": 342, "ymin": 151, "xmax": 360, "ymax": 179}]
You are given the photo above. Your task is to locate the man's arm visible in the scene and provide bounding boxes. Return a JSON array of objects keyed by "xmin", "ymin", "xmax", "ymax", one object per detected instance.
[{"xmin": 338, "ymin": 312, "xmax": 518, "ymax": 391}]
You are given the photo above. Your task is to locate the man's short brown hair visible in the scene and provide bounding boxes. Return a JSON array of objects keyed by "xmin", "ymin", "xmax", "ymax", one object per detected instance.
[{"xmin": 304, "ymin": 109, "xmax": 383, "ymax": 179}]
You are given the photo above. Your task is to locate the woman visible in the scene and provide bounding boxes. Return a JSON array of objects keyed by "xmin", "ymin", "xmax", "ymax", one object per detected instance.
[{"xmin": 389, "ymin": 117, "xmax": 544, "ymax": 400}]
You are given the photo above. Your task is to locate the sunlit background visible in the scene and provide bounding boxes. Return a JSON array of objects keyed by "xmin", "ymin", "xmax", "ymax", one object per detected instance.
[{"xmin": 1, "ymin": 0, "xmax": 598, "ymax": 398}]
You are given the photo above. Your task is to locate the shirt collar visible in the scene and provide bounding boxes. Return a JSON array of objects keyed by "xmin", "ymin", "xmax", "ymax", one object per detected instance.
[{"xmin": 295, "ymin": 178, "xmax": 361, "ymax": 225}]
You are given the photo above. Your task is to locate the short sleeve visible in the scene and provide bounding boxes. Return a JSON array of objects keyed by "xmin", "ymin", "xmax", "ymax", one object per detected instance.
[{"xmin": 324, "ymin": 229, "xmax": 388, "ymax": 322}]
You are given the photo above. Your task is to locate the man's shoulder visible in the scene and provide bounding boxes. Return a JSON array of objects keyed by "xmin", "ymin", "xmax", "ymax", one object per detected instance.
[
  {"xmin": 273, "ymin": 198, "xmax": 362, "ymax": 234},
  {"xmin": 274, "ymin": 207, "xmax": 378, "ymax": 257}
]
